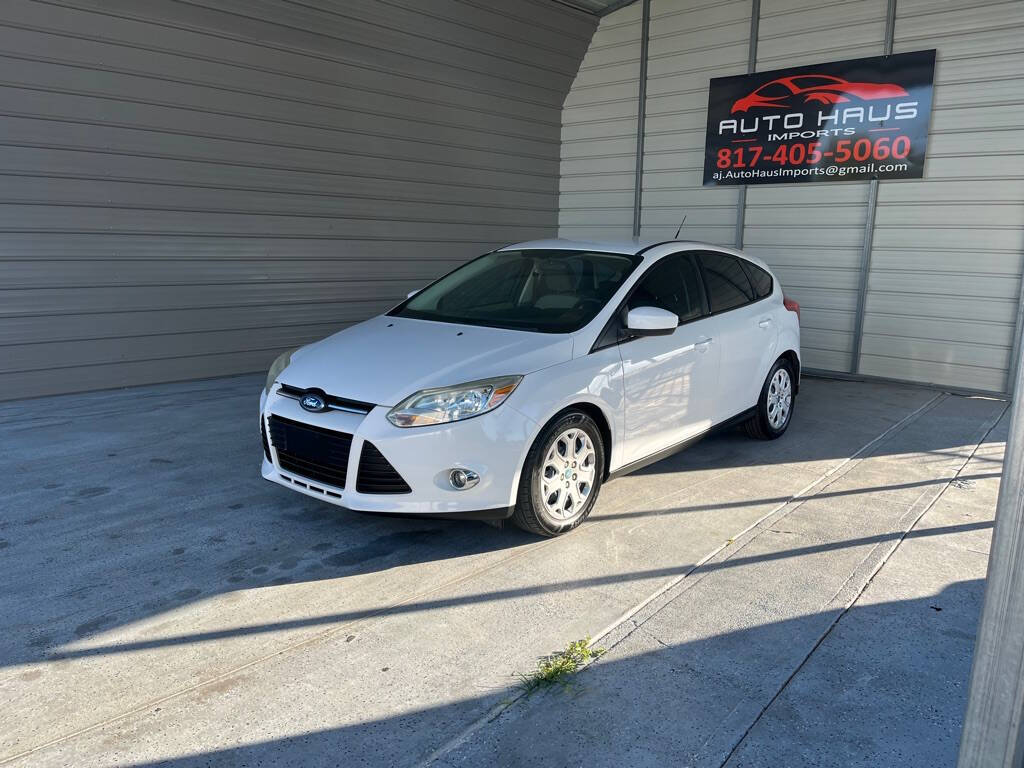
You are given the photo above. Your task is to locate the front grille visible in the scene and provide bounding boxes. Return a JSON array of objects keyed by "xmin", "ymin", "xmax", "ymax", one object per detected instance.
[
  {"xmin": 277, "ymin": 383, "xmax": 374, "ymax": 415},
  {"xmin": 268, "ymin": 414, "xmax": 352, "ymax": 489},
  {"xmin": 356, "ymin": 442, "xmax": 412, "ymax": 494}
]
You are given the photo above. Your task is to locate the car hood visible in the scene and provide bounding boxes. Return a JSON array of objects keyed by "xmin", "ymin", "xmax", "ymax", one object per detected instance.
[{"xmin": 279, "ymin": 315, "xmax": 575, "ymax": 406}]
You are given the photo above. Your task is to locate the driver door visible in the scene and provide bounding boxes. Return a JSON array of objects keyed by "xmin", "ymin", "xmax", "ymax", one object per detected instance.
[{"xmin": 619, "ymin": 253, "xmax": 721, "ymax": 467}]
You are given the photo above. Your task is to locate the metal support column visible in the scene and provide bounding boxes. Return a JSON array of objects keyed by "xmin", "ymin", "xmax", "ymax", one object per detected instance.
[
  {"xmin": 958, "ymin": 323, "xmax": 1024, "ymax": 768},
  {"xmin": 850, "ymin": 179, "xmax": 880, "ymax": 372},
  {"xmin": 850, "ymin": 0, "xmax": 897, "ymax": 373},
  {"xmin": 734, "ymin": 0, "xmax": 760, "ymax": 249},
  {"xmin": 631, "ymin": 0, "xmax": 651, "ymax": 238},
  {"xmin": 1006, "ymin": 275, "xmax": 1024, "ymax": 395}
]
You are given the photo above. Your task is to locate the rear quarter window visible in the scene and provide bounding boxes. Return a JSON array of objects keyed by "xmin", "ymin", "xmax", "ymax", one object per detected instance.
[
  {"xmin": 741, "ymin": 261, "xmax": 773, "ymax": 299},
  {"xmin": 699, "ymin": 252, "xmax": 754, "ymax": 313}
]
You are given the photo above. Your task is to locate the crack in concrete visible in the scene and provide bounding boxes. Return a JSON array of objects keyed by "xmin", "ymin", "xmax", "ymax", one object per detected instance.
[{"xmin": 716, "ymin": 401, "xmax": 1009, "ymax": 768}]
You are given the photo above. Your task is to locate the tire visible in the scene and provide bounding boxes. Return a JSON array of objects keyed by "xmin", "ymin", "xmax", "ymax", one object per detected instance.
[
  {"xmin": 745, "ymin": 358, "xmax": 796, "ymax": 440},
  {"xmin": 512, "ymin": 410, "xmax": 605, "ymax": 537}
]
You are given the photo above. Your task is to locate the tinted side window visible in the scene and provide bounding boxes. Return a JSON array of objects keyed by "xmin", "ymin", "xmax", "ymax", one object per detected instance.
[
  {"xmin": 628, "ymin": 255, "xmax": 705, "ymax": 323},
  {"xmin": 700, "ymin": 252, "xmax": 754, "ymax": 313},
  {"xmin": 742, "ymin": 261, "xmax": 773, "ymax": 299}
]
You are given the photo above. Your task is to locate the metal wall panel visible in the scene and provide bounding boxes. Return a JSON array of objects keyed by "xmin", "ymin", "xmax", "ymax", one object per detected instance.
[
  {"xmin": 742, "ymin": 0, "xmax": 888, "ymax": 374},
  {"xmin": 859, "ymin": 0, "xmax": 1024, "ymax": 393},
  {"xmin": 639, "ymin": 0, "xmax": 750, "ymax": 244},
  {"xmin": 559, "ymin": 0, "xmax": 1023, "ymax": 394},
  {"xmin": 0, "ymin": 0, "xmax": 596, "ymax": 399},
  {"xmin": 559, "ymin": 2, "xmax": 644, "ymax": 239}
]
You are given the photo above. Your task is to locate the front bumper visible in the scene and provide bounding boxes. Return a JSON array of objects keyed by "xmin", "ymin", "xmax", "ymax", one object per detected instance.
[{"xmin": 260, "ymin": 388, "xmax": 537, "ymax": 516}]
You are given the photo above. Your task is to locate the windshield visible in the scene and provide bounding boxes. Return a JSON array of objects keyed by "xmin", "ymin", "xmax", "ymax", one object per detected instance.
[{"xmin": 391, "ymin": 249, "xmax": 640, "ymax": 333}]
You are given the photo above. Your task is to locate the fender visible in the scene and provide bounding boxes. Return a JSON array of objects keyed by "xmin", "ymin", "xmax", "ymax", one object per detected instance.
[
  {"xmin": 503, "ymin": 349, "xmax": 624, "ymax": 506},
  {"xmin": 776, "ymin": 324, "xmax": 802, "ymax": 390}
]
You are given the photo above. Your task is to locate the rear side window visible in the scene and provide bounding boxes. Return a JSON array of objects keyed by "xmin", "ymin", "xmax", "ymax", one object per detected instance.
[
  {"xmin": 742, "ymin": 261, "xmax": 773, "ymax": 299},
  {"xmin": 628, "ymin": 254, "xmax": 706, "ymax": 324},
  {"xmin": 700, "ymin": 252, "xmax": 754, "ymax": 313}
]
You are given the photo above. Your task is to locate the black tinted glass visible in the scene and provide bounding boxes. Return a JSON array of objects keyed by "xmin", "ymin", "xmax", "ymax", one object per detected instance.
[
  {"xmin": 757, "ymin": 82, "xmax": 792, "ymax": 97},
  {"xmin": 392, "ymin": 250, "xmax": 639, "ymax": 333},
  {"xmin": 700, "ymin": 252, "xmax": 754, "ymax": 313},
  {"xmin": 793, "ymin": 75, "xmax": 842, "ymax": 88},
  {"xmin": 628, "ymin": 255, "xmax": 705, "ymax": 323},
  {"xmin": 742, "ymin": 261, "xmax": 773, "ymax": 299}
]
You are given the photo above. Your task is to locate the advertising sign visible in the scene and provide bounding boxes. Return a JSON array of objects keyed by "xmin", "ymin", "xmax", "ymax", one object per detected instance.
[{"xmin": 703, "ymin": 50, "xmax": 936, "ymax": 185}]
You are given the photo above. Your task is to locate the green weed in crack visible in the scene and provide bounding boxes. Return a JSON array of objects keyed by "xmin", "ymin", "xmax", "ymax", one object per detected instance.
[{"xmin": 518, "ymin": 638, "xmax": 605, "ymax": 693}]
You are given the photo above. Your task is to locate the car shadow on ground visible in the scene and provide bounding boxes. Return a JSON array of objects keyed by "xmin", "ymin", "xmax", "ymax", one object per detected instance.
[
  {"xmin": 0, "ymin": 373, "xmax": 999, "ymax": 673},
  {"xmin": 41, "ymin": 518, "xmax": 990, "ymax": 664},
  {"xmin": 1, "ymin": 376, "xmax": 538, "ymax": 670},
  {"xmin": 118, "ymin": 580, "xmax": 983, "ymax": 768}
]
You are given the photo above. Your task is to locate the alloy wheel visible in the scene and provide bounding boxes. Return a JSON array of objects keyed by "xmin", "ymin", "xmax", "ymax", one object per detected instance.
[
  {"xmin": 540, "ymin": 428, "xmax": 597, "ymax": 520},
  {"xmin": 766, "ymin": 367, "xmax": 793, "ymax": 430}
]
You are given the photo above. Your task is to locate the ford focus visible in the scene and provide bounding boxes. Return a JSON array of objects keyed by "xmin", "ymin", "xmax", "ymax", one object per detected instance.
[{"xmin": 259, "ymin": 239, "xmax": 800, "ymax": 536}]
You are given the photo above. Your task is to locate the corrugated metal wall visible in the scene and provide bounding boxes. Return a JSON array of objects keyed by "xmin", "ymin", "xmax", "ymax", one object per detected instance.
[
  {"xmin": 0, "ymin": 0, "xmax": 596, "ymax": 400},
  {"xmin": 558, "ymin": 0, "xmax": 1024, "ymax": 393},
  {"xmin": 559, "ymin": 2, "xmax": 643, "ymax": 239},
  {"xmin": 641, "ymin": 0, "xmax": 749, "ymax": 245},
  {"xmin": 860, "ymin": 0, "xmax": 1024, "ymax": 392},
  {"xmin": 743, "ymin": 0, "xmax": 887, "ymax": 375}
]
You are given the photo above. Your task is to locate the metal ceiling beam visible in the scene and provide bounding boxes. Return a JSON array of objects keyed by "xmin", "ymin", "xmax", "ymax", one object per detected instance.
[
  {"xmin": 549, "ymin": 0, "xmax": 640, "ymax": 17},
  {"xmin": 596, "ymin": 0, "xmax": 641, "ymax": 16}
]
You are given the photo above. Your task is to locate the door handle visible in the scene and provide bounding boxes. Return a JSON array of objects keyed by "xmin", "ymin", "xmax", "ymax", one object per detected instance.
[
  {"xmin": 758, "ymin": 319, "xmax": 772, "ymax": 328},
  {"xmin": 695, "ymin": 337, "xmax": 713, "ymax": 352}
]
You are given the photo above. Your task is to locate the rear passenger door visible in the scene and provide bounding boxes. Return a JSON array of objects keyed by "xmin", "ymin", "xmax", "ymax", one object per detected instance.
[{"xmin": 698, "ymin": 251, "xmax": 779, "ymax": 422}]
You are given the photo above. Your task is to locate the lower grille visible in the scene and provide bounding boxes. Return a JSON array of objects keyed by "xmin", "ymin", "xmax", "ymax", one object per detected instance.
[
  {"xmin": 261, "ymin": 418, "xmax": 271, "ymax": 462},
  {"xmin": 356, "ymin": 442, "xmax": 412, "ymax": 494},
  {"xmin": 268, "ymin": 414, "xmax": 352, "ymax": 489}
]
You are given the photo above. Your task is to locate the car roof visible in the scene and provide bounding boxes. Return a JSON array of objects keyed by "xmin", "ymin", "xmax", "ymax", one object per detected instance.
[
  {"xmin": 498, "ymin": 238, "xmax": 660, "ymax": 255},
  {"xmin": 498, "ymin": 238, "xmax": 772, "ymax": 271}
]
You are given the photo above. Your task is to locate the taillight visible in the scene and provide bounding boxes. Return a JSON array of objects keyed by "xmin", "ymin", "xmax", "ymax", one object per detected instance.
[{"xmin": 783, "ymin": 295, "xmax": 800, "ymax": 323}]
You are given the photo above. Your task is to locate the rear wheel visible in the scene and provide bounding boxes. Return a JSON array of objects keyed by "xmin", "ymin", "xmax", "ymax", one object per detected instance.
[
  {"xmin": 512, "ymin": 411, "xmax": 604, "ymax": 537},
  {"xmin": 745, "ymin": 358, "xmax": 795, "ymax": 440}
]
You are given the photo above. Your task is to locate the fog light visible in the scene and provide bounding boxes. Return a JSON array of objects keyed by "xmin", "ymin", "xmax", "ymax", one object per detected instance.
[{"xmin": 449, "ymin": 468, "xmax": 479, "ymax": 490}]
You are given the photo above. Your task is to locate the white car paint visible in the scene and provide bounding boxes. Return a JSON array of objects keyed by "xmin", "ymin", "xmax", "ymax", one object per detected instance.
[
  {"xmin": 260, "ymin": 239, "xmax": 800, "ymax": 518},
  {"xmin": 619, "ymin": 311, "xmax": 720, "ymax": 466},
  {"xmin": 280, "ymin": 316, "xmax": 573, "ymax": 408},
  {"xmin": 713, "ymin": 296, "xmax": 781, "ymax": 422}
]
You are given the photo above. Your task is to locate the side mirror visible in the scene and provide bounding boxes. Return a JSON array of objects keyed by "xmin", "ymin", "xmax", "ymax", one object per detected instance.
[
  {"xmin": 625, "ymin": 306, "xmax": 678, "ymax": 336},
  {"xmin": 407, "ymin": 289, "xmax": 420, "ymax": 299}
]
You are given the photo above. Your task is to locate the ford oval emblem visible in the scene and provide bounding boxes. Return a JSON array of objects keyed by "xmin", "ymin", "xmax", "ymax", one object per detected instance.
[{"xmin": 300, "ymin": 393, "xmax": 326, "ymax": 412}]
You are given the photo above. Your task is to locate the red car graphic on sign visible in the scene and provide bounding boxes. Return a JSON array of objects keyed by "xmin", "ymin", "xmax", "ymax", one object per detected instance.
[{"xmin": 731, "ymin": 74, "xmax": 909, "ymax": 113}]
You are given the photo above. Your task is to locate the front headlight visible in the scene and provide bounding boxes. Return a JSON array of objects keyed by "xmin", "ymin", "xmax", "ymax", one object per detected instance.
[
  {"xmin": 386, "ymin": 376, "xmax": 522, "ymax": 428},
  {"xmin": 264, "ymin": 348, "xmax": 297, "ymax": 394}
]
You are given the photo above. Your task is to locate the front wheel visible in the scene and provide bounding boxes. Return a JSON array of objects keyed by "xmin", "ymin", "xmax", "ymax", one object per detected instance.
[
  {"xmin": 745, "ymin": 358, "xmax": 795, "ymax": 440},
  {"xmin": 512, "ymin": 411, "xmax": 605, "ymax": 537}
]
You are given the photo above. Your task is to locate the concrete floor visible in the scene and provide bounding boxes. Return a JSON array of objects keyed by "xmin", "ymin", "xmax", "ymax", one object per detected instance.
[{"xmin": 0, "ymin": 375, "xmax": 1009, "ymax": 767}]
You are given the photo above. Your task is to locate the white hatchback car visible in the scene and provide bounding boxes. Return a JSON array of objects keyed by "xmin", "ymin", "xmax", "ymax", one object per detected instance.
[{"xmin": 260, "ymin": 239, "xmax": 800, "ymax": 536}]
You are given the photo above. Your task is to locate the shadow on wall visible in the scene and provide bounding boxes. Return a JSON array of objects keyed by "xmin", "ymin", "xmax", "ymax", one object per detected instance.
[{"xmin": 122, "ymin": 580, "xmax": 983, "ymax": 768}]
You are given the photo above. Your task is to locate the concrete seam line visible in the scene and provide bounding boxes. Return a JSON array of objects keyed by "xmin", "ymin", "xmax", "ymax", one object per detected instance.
[
  {"xmin": 6, "ymin": 441, "xmax": 783, "ymax": 763},
  {"xmin": 417, "ymin": 392, "xmax": 945, "ymax": 767},
  {"xmin": 4, "ymin": 393, "xmax": 877, "ymax": 761},
  {"xmin": 590, "ymin": 392, "xmax": 948, "ymax": 651},
  {"xmin": 603, "ymin": 389, "xmax": 946, "ymax": 535},
  {"xmin": 3, "ymin": 395, "xmax": 946, "ymax": 764},
  {"xmin": 716, "ymin": 401, "xmax": 1010, "ymax": 768},
  {"xmin": 0, "ymin": 532, "xmax": 572, "ymax": 766},
  {"xmin": 817, "ymin": 393, "xmax": 1004, "ymax": 610}
]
